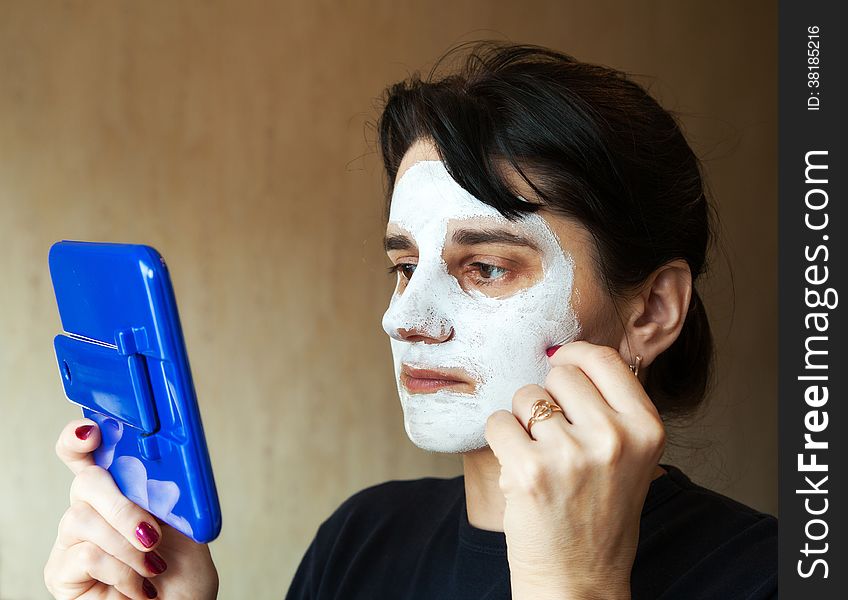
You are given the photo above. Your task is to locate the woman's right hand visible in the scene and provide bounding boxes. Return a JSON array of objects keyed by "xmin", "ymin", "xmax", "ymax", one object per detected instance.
[{"xmin": 44, "ymin": 419, "xmax": 219, "ymax": 599}]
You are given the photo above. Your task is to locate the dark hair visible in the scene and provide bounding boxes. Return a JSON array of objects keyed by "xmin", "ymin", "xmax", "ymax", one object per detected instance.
[{"xmin": 377, "ymin": 41, "xmax": 715, "ymax": 419}]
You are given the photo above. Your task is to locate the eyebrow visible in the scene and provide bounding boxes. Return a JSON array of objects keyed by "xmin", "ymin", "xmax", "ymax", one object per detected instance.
[
  {"xmin": 451, "ymin": 227, "xmax": 539, "ymax": 251},
  {"xmin": 384, "ymin": 234, "xmax": 416, "ymax": 252},
  {"xmin": 383, "ymin": 228, "xmax": 540, "ymax": 252}
]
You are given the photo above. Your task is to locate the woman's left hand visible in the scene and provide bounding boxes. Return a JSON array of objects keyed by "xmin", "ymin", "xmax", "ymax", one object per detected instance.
[{"xmin": 485, "ymin": 341, "xmax": 666, "ymax": 600}]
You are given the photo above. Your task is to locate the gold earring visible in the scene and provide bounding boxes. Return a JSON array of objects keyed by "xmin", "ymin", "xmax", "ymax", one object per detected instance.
[{"xmin": 629, "ymin": 354, "xmax": 643, "ymax": 377}]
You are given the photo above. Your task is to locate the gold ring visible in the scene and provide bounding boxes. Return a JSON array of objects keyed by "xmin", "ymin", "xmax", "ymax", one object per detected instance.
[{"xmin": 526, "ymin": 398, "xmax": 563, "ymax": 438}]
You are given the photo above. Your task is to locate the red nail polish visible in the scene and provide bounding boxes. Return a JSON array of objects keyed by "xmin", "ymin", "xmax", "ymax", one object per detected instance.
[
  {"xmin": 75, "ymin": 425, "xmax": 94, "ymax": 440},
  {"xmin": 136, "ymin": 522, "xmax": 159, "ymax": 548},
  {"xmin": 546, "ymin": 345, "xmax": 562, "ymax": 357},
  {"xmin": 142, "ymin": 578, "xmax": 158, "ymax": 598},
  {"xmin": 144, "ymin": 551, "xmax": 167, "ymax": 575}
]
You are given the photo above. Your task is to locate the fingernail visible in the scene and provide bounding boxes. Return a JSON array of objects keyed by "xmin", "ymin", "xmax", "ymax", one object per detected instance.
[
  {"xmin": 75, "ymin": 425, "xmax": 94, "ymax": 440},
  {"xmin": 142, "ymin": 578, "xmax": 158, "ymax": 598},
  {"xmin": 136, "ymin": 522, "xmax": 159, "ymax": 548},
  {"xmin": 545, "ymin": 345, "xmax": 562, "ymax": 357},
  {"xmin": 144, "ymin": 551, "xmax": 167, "ymax": 575}
]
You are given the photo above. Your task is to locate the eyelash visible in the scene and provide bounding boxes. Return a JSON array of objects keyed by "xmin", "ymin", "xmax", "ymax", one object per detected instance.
[
  {"xmin": 467, "ymin": 262, "xmax": 510, "ymax": 286},
  {"xmin": 387, "ymin": 262, "xmax": 510, "ymax": 287},
  {"xmin": 387, "ymin": 263, "xmax": 416, "ymax": 279}
]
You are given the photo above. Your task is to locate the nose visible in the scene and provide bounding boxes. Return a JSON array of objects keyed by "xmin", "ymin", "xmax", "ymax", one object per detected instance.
[
  {"xmin": 382, "ymin": 303, "xmax": 455, "ymax": 344},
  {"xmin": 396, "ymin": 325, "xmax": 454, "ymax": 344},
  {"xmin": 381, "ymin": 267, "xmax": 455, "ymax": 344}
]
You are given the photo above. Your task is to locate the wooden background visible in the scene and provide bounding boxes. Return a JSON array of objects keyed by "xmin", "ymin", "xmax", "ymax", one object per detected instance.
[{"xmin": 0, "ymin": 1, "xmax": 776, "ymax": 597}]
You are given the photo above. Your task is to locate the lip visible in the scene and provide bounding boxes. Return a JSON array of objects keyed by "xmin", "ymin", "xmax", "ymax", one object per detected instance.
[{"xmin": 400, "ymin": 364, "xmax": 476, "ymax": 394}]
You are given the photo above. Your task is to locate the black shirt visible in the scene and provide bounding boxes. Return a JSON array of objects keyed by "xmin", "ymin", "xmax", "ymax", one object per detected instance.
[{"xmin": 285, "ymin": 464, "xmax": 777, "ymax": 599}]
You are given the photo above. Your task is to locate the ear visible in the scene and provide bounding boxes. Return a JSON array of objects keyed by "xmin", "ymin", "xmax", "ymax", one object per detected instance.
[{"xmin": 617, "ymin": 259, "xmax": 692, "ymax": 372}]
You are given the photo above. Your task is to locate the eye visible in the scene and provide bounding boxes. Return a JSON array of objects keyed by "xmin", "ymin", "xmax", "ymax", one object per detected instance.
[
  {"xmin": 468, "ymin": 262, "xmax": 509, "ymax": 285},
  {"xmin": 387, "ymin": 263, "xmax": 417, "ymax": 280},
  {"xmin": 474, "ymin": 263, "xmax": 508, "ymax": 280}
]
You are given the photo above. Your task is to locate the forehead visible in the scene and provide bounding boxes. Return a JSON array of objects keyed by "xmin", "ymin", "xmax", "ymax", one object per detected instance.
[
  {"xmin": 388, "ymin": 160, "xmax": 506, "ymax": 226},
  {"xmin": 385, "ymin": 160, "xmax": 596, "ymax": 274}
]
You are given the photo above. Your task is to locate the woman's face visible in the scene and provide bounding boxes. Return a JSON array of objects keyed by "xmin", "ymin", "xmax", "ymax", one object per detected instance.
[{"xmin": 381, "ymin": 140, "xmax": 620, "ymax": 453}]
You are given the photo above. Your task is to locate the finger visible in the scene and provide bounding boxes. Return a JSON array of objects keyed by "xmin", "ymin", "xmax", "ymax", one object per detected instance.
[
  {"xmin": 485, "ymin": 410, "xmax": 534, "ymax": 463},
  {"xmin": 510, "ymin": 384, "xmax": 570, "ymax": 442},
  {"xmin": 44, "ymin": 544, "xmax": 131, "ymax": 600},
  {"xmin": 79, "ymin": 586, "xmax": 135, "ymax": 600},
  {"xmin": 58, "ymin": 501, "xmax": 168, "ymax": 577},
  {"xmin": 56, "ymin": 418, "xmax": 102, "ymax": 475},
  {"xmin": 84, "ymin": 589, "xmax": 135, "ymax": 600},
  {"xmin": 70, "ymin": 465, "xmax": 162, "ymax": 553},
  {"xmin": 547, "ymin": 341, "xmax": 657, "ymax": 417},
  {"xmin": 53, "ymin": 541, "xmax": 157, "ymax": 600},
  {"xmin": 543, "ymin": 365, "xmax": 616, "ymax": 427}
]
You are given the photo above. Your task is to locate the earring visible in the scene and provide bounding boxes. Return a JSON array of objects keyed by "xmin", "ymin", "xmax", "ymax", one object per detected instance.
[{"xmin": 629, "ymin": 354, "xmax": 643, "ymax": 377}]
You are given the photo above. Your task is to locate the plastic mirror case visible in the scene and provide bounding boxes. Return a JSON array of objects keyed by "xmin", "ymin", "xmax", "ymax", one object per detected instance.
[{"xmin": 49, "ymin": 241, "xmax": 222, "ymax": 543}]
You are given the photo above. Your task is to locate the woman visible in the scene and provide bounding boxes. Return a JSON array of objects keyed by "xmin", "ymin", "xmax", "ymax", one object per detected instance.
[{"xmin": 44, "ymin": 43, "xmax": 777, "ymax": 599}]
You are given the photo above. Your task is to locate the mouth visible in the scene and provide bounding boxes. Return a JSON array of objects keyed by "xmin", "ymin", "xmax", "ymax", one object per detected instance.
[{"xmin": 400, "ymin": 364, "xmax": 476, "ymax": 395}]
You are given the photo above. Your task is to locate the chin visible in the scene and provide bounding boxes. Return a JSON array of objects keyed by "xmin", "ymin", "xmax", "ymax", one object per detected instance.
[
  {"xmin": 404, "ymin": 420, "xmax": 489, "ymax": 454},
  {"xmin": 395, "ymin": 382, "xmax": 508, "ymax": 454}
]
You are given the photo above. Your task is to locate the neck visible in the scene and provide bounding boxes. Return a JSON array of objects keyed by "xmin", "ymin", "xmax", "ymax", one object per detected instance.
[
  {"xmin": 462, "ymin": 447, "xmax": 669, "ymax": 532},
  {"xmin": 461, "ymin": 447, "xmax": 507, "ymax": 531}
]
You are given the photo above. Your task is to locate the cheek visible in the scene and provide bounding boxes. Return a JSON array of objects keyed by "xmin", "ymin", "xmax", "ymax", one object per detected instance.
[
  {"xmin": 455, "ymin": 295, "xmax": 560, "ymax": 352},
  {"xmin": 569, "ymin": 285, "xmax": 619, "ymax": 344},
  {"xmin": 459, "ymin": 257, "xmax": 579, "ymax": 342}
]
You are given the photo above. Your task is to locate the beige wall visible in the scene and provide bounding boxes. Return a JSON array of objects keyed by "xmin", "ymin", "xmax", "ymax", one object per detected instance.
[{"xmin": 0, "ymin": 1, "xmax": 776, "ymax": 598}]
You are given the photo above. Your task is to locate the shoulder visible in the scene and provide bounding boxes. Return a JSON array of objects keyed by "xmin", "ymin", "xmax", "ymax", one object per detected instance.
[
  {"xmin": 637, "ymin": 465, "xmax": 777, "ymax": 599},
  {"xmin": 335, "ymin": 475, "xmax": 463, "ymax": 512},
  {"xmin": 338, "ymin": 475, "xmax": 464, "ymax": 508},
  {"xmin": 650, "ymin": 464, "xmax": 777, "ymax": 533},
  {"xmin": 286, "ymin": 476, "xmax": 466, "ymax": 599},
  {"xmin": 317, "ymin": 475, "xmax": 464, "ymax": 537},
  {"xmin": 291, "ymin": 477, "xmax": 463, "ymax": 587}
]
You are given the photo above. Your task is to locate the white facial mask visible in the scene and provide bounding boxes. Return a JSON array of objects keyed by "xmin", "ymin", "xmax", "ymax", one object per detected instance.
[{"xmin": 381, "ymin": 160, "xmax": 581, "ymax": 453}]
